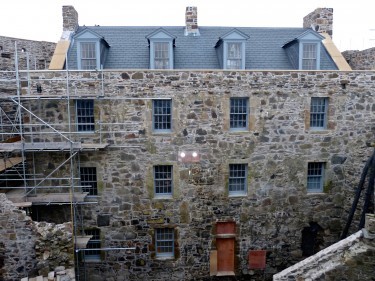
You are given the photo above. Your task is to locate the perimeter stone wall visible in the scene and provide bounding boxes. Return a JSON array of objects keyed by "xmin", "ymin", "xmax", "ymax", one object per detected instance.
[
  {"xmin": 343, "ymin": 48, "xmax": 375, "ymax": 70},
  {"xmin": 0, "ymin": 36, "xmax": 56, "ymax": 71},
  {"xmin": 1, "ymin": 69, "xmax": 374, "ymax": 280}
]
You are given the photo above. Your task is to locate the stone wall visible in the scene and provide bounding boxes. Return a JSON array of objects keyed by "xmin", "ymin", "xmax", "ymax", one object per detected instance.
[
  {"xmin": 342, "ymin": 47, "xmax": 375, "ymax": 70},
  {"xmin": 0, "ymin": 194, "xmax": 74, "ymax": 280},
  {"xmin": 1, "ymin": 69, "xmax": 375, "ymax": 280},
  {"xmin": 0, "ymin": 36, "xmax": 56, "ymax": 71},
  {"xmin": 0, "ymin": 193, "xmax": 37, "ymax": 280},
  {"xmin": 63, "ymin": 6, "xmax": 79, "ymax": 32},
  {"xmin": 303, "ymin": 8, "xmax": 333, "ymax": 37}
]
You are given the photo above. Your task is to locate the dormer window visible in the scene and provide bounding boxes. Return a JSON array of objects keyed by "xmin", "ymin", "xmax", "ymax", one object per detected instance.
[
  {"xmin": 283, "ymin": 30, "xmax": 323, "ymax": 70},
  {"xmin": 147, "ymin": 28, "xmax": 176, "ymax": 70},
  {"xmin": 215, "ymin": 29, "xmax": 249, "ymax": 70},
  {"xmin": 301, "ymin": 43, "xmax": 318, "ymax": 70},
  {"xmin": 226, "ymin": 42, "xmax": 243, "ymax": 69},
  {"xmin": 80, "ymin": 42, "xmax": 97, "ymax": 70},
  {"xmin": 74, "ymin": 28, "xmax": 109, "ymax": 70},
  {"xmin": 154, "ymin": 42, "xmax": 170, "ymax": 69}
]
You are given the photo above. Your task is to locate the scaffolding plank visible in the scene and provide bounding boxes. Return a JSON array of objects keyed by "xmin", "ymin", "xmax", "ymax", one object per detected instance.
[
  {"xmin": 0, "ymin": 157, "xmax": 23, "ymax": 172},
  {"xmin": 0, "ymin": 141, "xmax": 82, "ymax": 152},
  {"xmin": 81, "ymin": 143, "xmax": 108, "ymax": 150},
  {"xmin": 27, "ymin": 192, "xmax": 89, "ymax": 203},
  {"xmin": 13, "ymin": 202, "xmax": 32, "ymax": 208}
]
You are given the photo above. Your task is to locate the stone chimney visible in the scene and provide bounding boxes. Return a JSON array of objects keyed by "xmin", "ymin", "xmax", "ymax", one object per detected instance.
[
  {"xmin": 303, "ymin": 8, "xmax": 333, "ymax": 38},
  {"xmin": 62, "ymin": 6, "xmax": 79, "ymax": 32},
  {"xmin": 185, "ymin": 6, "xmax": 200, "ymax": 36}
]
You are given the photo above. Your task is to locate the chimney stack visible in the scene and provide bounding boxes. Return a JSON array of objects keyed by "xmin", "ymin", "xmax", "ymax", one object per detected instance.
[
  {"xmin": 185, "ymin": 6, "xmax": 200, "ymax": 36},
  {"xmin": 303, "ymin": 8, "xmax": 333, "ymax": 37},
  {"xmin": 63, "ymin": 6, "xmax": 79, "ymax": 32}
]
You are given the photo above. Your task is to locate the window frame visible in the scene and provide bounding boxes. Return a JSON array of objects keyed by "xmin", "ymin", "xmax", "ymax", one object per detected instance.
[
  {"xmin": 224, "ymin": 40, "xmax": 246, "ymax": 70},
  {"xmin": 77, "ymin": 40, "xmax": 101, "ymax": 70},
  {"xmin": 310, "ymin": 97, "xmax": 328, "ymax": 130},
  {"xmin": 154, "ymin": 165, "xmax": 173, "ymax": 198},
  {"xmin": 80, "ymin": 167, "xmax": 98, "ymax": 196},
  {"xmin": 229, "ymin": 97, "xmax": 249, "ymax": 131},
  {"xmin": 150, "ymin": 39, "xmax": 174, "ymax": 70},
  {"xmin": 152, "ymin": 99, "xmax": 172, "ymax": 133},
  {"xmin": 307, "ymin": 162, "xmax": 325, "ymax": 193},
  {"xmin": 155, "ymin": 228, "xmax": 174, "ymax": 259},
  {"xmin": 228, "ymin": 163, "xmax": 248, "ymax": 196},
  {"xmin": 76, "ymin": 99, "xmax": 95, "ymax": 132},
  {"xmin": 299, "ymin": 41, "xmax": 321, "ymax": 70},
  {"xmin": 84, "ymin": 229, "xmax": 101, "ymax": 261}
]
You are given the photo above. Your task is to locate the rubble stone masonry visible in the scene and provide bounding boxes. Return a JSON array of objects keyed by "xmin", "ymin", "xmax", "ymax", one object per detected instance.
[
  {"xmin": 1, "ymin": 69, "xmax": 374, "ymax": 280},
  {"xmin": 343, "ymin": 47, "xmax": 375, "ymax": 70},
  {"xmin": 0, "ymin": 36, "xmax": 56, "ymax": 71}
]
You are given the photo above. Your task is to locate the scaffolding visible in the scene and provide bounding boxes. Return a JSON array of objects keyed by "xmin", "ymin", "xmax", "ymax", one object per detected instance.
[{"xmin": 0, "ymin": 43, "xmax": 144, "ymax": 280}]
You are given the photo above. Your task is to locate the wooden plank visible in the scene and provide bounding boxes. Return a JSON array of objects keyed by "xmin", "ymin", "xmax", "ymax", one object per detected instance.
[
  {"xmin": 209, "ymin": 250, "xmax": 217, "ymax": 276},
  {"xmin": 0, "ymin": 142, "xmax": 82, "ymax": 152},
  {"xmin": 75, "ymin": 235, "xmax": 93, "ymax": 249},
  {"xmin": 322, "ymin": 33, "xmax": 352, "ymax": 71},
  {"xmin": 27, "ymin": 192, "xmax": 89, "ymax": 203},
  {"xmin": 49, "ymin": 40, "xmax": 70, "ymax": 70},
  {"xmin": 13, "ymin": 202, "xmax": 32, "ymax": 208},
  {"xmin": 0, "ymin": 157, "xmax": 23, "ymax": 172}
]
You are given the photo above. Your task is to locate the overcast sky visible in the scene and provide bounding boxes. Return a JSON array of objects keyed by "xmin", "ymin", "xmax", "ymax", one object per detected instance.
[{"xmin": 1, "ymin": 0, "xmax": 374, "ymax": 51}]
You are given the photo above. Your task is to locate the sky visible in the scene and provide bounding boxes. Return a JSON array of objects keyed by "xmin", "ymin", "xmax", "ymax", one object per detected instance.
[{"xmin": 0, "ymin": 0, "xmax": 374, "ymax": 51}]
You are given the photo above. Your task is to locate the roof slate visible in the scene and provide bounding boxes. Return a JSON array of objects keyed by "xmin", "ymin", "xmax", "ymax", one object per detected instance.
[{"xmin": 67, "ymin": 26, "xmax": 338, "ymax": 70}]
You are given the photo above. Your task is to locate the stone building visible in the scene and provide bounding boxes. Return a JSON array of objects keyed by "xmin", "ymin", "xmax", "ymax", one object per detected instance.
[{"xmin": 0, "ymin": 5, "xmax": 374, "ymax": 281}]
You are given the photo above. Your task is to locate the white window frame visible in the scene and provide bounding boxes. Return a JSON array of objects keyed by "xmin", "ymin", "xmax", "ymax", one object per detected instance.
[
  {"xmin": 154, "ymin": 165, "xmax": 173, "ymax": 198},
  {"xmin": 155, "ymin": 228, "xmax": 174, "ymax": 259},
  {"xmin": 152, "ymin": 99, "xmax": 172, "ymax": 133},
  {"xmin": 310, "ymin": 97, "xmax": 328, "ymax": 130},
  {"xmin": 307, "ymin": 162, "xmax": 325, "ymax": 193},
  {"xmin": 76, "ymin": 99, "xmax": 95, "ymax": 132},
  {"xmin": 228, "ymin": 163, "xmax": 248, "ymax": 196},
  {"xmin": 224, "ymin": 41, "xmax": 245, "ymax": 70},
  {"xmin": 77, "ymin": 40, "xmax": 101, "ymax": 70},
  {"xmin": 299, "ymin": 41, "xmax": 321, "ymax": 70},
  {"xmin": 229, "ymin": 97, "xmax": 249, "ymax": 131},
  {"xmin": 150, "ymin": 39, "xmax": 173, "ymax": 70}
]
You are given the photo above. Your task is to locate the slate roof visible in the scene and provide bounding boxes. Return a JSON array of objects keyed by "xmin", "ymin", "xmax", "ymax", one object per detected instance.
[{"xmin": 67, "ymin": 26, "xmax": 338, "ymax": 70}]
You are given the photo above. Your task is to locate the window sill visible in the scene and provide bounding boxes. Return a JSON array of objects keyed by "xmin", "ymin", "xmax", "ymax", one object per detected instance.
[
  {"xmin": 308, "ymin": 129, "xmax": 330, "ymax": 134},
  {"xmin": 306, "ymin": 191, "xmax": 325, "ymax": 195},
  {"xmin": 155, "ymin": 256, "xmax": 174, "ymax": 260},
  {"xmin": 154, "ymin": 195, "xmax": 173, "ymax": 200},
  {"xmin": 229, "ymin": 129, "xmax": 248, "ymax": 133},
  {"xmin": 229, "ymin": 193, "xmax": 247, "ymax": 197},
  {"xmin": 216, "ymin": 271, "xmax": 235, "ymax": 276}
]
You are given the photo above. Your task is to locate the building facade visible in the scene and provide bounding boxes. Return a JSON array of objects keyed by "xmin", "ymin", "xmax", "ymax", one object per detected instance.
[{"xmin": 0, "ymin": 5, "xmax": 374, "ymax": 281}]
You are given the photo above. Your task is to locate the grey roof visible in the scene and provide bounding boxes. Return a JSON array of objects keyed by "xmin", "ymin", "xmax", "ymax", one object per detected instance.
[{"xmin": 67, "ymin": 26, "xmax": 338, "ymax": 70}]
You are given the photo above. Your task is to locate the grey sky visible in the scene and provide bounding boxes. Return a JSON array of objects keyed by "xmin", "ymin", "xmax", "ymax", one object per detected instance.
[{"xmin": 1, "ymin": 0, "xmax": 374, "ymax": 51}]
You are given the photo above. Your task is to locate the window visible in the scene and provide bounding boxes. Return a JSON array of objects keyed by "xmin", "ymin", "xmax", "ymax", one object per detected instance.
[
  {"xmin": 226, "ymin": 42, "xmax": 243, "ymax": 69},
  {"xmin": 302, "ymin": 43, "xmax": 317, "ymax": 70},
  {"xmin": 154, "ymin": 42, "xmax": 170, "ymax": 69},
  {"xmin": 80, "ymin": 42, "xmax": 97, "ymax": 70},
  {"xmin": 76, "ymin": 100, "xmax": 95, "ymax": 132},
  {"xmin": 155, "ymin": 228, "xmax": 174, "ymax": 258},
  {"xmin": 310, "ymin": 97, "xmax": 328, "ymax": 129},
  {"xmin": 84, "ymin": 229, "xmax": 101, "ymax": 261},
  {"xmin": 229, "ymin": 164, "xmax": 247, "ymax": 196},
  {"xmin": 230, "ymin": 98, "xmax": 248, "ymax": 130},
  {"xmin": 307, "ymin": 162, "xmax": 324, "ymax": 192},
  {"xmin": 80, "ymin": 167, "xmax": 98, "ymax": 196},
  {"xmin": 153, "ymin": 100, "xmax": 172, "ymax": 132},
  {"xmin": 154, "ymin": 165, "xmax": 173, "ymax": 197}
]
